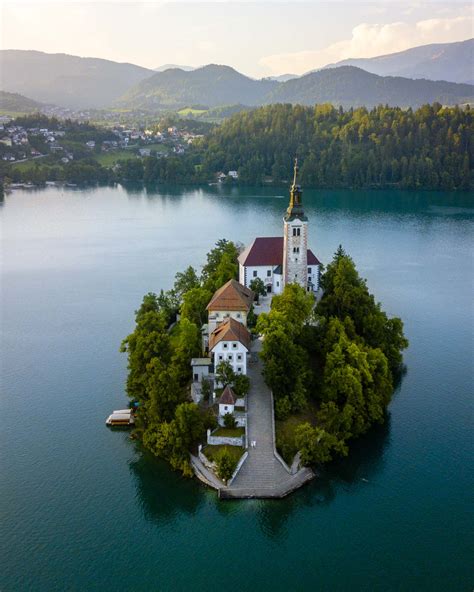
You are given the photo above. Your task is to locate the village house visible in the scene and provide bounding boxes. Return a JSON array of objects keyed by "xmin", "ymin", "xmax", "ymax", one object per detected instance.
[
  {"xmin": 209, "ymin": 317, "xmax": 251, "ymax": 377},
  {"xmin": 218, "ymin": 385, "xmax": 236, "ymax": 417},
  {"xmin": 206, "ymin": 279, "xmax": 254, "ymax": 334}
]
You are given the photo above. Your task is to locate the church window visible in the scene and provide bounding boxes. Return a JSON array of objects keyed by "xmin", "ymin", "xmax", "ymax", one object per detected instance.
[
  {"xmin": 276, "ymin": 281, "xmax": 279, "ymax": 287},
  {"xmin": 237, "ymin": 354, "xmax": 242, "ymax": 361},
  {"xmin": 308, "ymin": 267, "xmax": 312, "ymax": 274},
  {"xmin": 218, "ymin": 355, "xmax": 223, "ymax": 361},
  {"xmin": 292, "ymin": 227, "xmax": 301, "ymax": 237},
  {"xmin": 293, "ymin": 247, "xmax": 299, "ymax": 254},
  {"xmin": 232, "ymin": 343, "xmax": 237, "ymax": 349},
  {"xmin": 267, "ymin": 269, "xmax": 271, "ymax": 277},
  {"xmin": 223, "ymin": 343, "xmax": 228, "ymax": 349},
  {"xmin": 253, "ymin": 270, "xmax": 257, "ymax": 278}
]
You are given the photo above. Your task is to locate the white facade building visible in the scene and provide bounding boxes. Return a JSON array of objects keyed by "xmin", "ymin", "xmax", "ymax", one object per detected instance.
[{"xmin": 209, "ymin": 317, "xmax": 251, "ymax": 376}]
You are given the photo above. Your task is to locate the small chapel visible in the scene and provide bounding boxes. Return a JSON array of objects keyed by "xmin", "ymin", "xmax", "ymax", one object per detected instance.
[{"xmin": 238, "ymin": 160, "xmax": 321, "ymax": 294}]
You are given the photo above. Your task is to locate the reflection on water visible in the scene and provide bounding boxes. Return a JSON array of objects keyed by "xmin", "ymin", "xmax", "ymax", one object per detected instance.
[
  {"xmin": 128, "ymin": 413, "xmax": 391, "ymax": 542},
  {"xmin": 128, "ymin": 446, "xmax": 204, "ymax": 525}
]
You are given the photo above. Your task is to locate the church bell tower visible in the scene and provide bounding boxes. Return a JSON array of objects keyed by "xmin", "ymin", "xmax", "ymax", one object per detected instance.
[{"xmin": 282, "ymin": 159, "xmax": 308, "ymax": 290}]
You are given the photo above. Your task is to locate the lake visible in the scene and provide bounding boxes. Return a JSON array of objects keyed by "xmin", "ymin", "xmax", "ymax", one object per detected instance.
[{"xmin": 1, "ymin": 184, "xmax": 473, "ymax": 591}]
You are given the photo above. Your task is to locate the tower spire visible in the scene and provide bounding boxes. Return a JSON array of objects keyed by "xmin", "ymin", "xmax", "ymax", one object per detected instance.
[{"xmin": 285, "ymin": 157, "xmax": 305, "ymax": 221}]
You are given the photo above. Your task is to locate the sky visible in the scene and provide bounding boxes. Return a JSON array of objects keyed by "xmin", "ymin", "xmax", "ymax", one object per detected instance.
[{"xmin": 1, "ymin": 1, "xmax": 472, "ymax": 77}]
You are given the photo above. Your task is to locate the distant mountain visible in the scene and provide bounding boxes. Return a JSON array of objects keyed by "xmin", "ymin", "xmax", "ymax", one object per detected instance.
[
  {"xmin": 264, "ymin": 66, "xmax": 474, "ymax": 109},
  {"xmin": 0, "ymin": 50, "xmax": 154, "ymax": 109},
  {"xmin": 154, "ymin": 64, "xmax": 195, "ymax": 72},
  {"xmin": 118, "ymin": 64, "xmax": 278, "ymax": 109},
  {"xmin": 0, "ymin": 90, "xmax": 45, "ymax": 113},
  {"xmin": 322, "ymin": 39, "xmax": 474, "ymax": 84},
  {"xmin": 265, "ymin": 73, "xmax": 298, "ymax": 82}
]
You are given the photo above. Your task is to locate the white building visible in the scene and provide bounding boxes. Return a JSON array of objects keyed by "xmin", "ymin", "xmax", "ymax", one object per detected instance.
[
  {"xmin": 190, "ymin": 358, "xmax": 212, "ymax": 383},
  {"xmin": 218, "ymin": 385, "xmax": 236, "ymax": 417},
  {"xmin": 209, "ymin": 317, "xmax": 251, "ymax": 377},
  {"xmin": 238, "ymin": 160, "xmax": 320, "ymax": 294}
]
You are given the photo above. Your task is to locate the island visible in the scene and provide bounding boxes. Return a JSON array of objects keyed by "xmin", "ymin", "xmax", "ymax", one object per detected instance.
[{"xmin": 120, "ymin": 162, "xmax": 408, "ymax": 498}]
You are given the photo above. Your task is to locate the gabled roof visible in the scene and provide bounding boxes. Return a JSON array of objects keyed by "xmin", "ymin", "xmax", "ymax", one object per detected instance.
[
  {"xmin": 209, "ymin": 317, "xmax": 251, "ymax": 351},
  {"xmin": 219, "ymin": 385, "xmax": 236, "ymax": 406},
  {"xmin": 238, "ymin": 236, "xmax": 321, "ymax": 267},
  {"xmin": 207, "ymin": 279, "xmax": 254, "ymax": 312},
  {"xmin": 238, "ymin": 237, "xmax": 284, "ymax": 267},
  {"xmin": 307, "ymin": 250, "xmax": 321, "ymax": 265}
]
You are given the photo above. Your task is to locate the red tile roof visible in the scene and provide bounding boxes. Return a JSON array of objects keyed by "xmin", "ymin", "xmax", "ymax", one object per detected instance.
[
  {"xmin": 207, "ymin": 279, "xmax": 254, "ymax": 312},
  {"xmin": 238, "ymin": 236, "xmax": 321, "ymax": 267},
  {"xmin": 209, "ymin": 317, "xmax": 251, "ymax": 351},
  {"xmin": 219, "ymin": 385, "xmax": 236, "ymax": 405}
]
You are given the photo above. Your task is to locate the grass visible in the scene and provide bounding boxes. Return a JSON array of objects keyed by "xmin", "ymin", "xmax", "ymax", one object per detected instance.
[
  {"xmin": 178, "ymin": 107, "xmax": 208, "ymax": 116},
  {"xmin": 213, "ymin": 426, "xmax": 245, "ymax": 438},
  {"xmin": 275, "ymin": 400, "xmax": 319, "ymax": 464},
  {"xmin": 203, "ymin": 444, "xmax": 244, "ymax": 464},
  {"xmin": 94, "ymin": 150, "xmax": 137, "ymax": 166}
]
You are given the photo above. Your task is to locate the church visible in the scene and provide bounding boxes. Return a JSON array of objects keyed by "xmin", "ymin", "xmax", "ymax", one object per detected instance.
[{"xmin": 238, "ymin": 160, "xmax": 321, "ymax": 294}]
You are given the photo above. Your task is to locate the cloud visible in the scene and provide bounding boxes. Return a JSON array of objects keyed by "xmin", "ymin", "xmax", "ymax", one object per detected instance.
[{"xmin": 259, "ymin": 13, "xmax": 473, "ymax": 75}]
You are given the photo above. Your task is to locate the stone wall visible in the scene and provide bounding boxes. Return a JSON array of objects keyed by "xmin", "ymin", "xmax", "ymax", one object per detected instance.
[{"xmin": 207, "ymin": 428, "xmax": 244, "ymax": 447}]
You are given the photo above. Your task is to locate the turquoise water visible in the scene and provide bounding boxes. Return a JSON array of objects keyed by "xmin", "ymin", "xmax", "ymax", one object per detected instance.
[{"xmin": 1, "ymin": 185, "xmax": 473, "ymax": 591}]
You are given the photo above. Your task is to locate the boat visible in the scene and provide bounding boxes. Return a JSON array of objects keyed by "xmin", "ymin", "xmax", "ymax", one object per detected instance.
[{"xmin": 106, "ymin": 408, "xmax": 135, "ymax": 427}]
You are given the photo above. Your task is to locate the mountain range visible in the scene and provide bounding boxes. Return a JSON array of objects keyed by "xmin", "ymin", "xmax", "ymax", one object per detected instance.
[
  {"xmin": 0, "ymin": 50, "xmax": 153, "ymax": 109},
  {"xmin": 323, "ymin": 38, "xmax": 473, "ymax": 84},
  {"xmin": 0, "ymin": 39, "xmax": 472, "ymax": 111}
]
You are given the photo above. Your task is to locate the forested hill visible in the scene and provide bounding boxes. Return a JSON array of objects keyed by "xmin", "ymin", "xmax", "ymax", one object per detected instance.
[
  {"xmin": 0, "ymin": 90, "xmax": 45, "ymax": 113},
  {"xmin": 200, "ymin": 103, "xmax": 472, "ymax": 189},
  {"xmin": 263, "ymin": 67, "xmax": 474, "ymax": 109}
]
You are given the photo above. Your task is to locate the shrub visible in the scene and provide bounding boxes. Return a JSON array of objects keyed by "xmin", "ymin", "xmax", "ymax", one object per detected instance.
[{"xmin": 223, "ymin": 413, "xmax": 237, "ymax": 429}]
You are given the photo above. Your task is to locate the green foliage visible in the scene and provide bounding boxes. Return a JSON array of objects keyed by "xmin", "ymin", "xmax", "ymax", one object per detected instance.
[
  {"xmin": 233, "ymin": 374, "xmax": 250, "ymax": 398},
  {"xmin": 295, "ymin": 423, "xmax": 348, "ymax": 465},
  {"xmin": 249, "ymin": 277, "xmax": 266, "ymax": 302},
  {"xmin": 215, "ymin": 447, "xmax": 238, "ymax": 483},
  {"xmin": 180, "ymin": 286, "xmax": 212, "ymax": 327},
  {"xmin": 215, "ymin": 361, "xmax": 236, "ymax": 388},
  {"xmin": 173, "ymin": 266, "xmax": 200, "ymax": 299},
  {"xmin": 262, "ymin": 249, "xmax": 408, "ymax": 466},
  {"xmin": 201, "ymin": 239, "xmax": 239, "ymax": 292},
  {"xmin": 257, "ymin": 284, "xmax": 315, "ymax": 418},
  {"xmin": 201, "ymin": 378, "xmax": 212, "ymax": 402},
  {"xmin": 171, "ymin": 318, "xmax": 202, "ymax": 386},
  {"xmin": 200, "ymin": 103, "xmax": 472, "ymax": 189},
  {"xmin": 143, "ymin": 402, "xmax": 205, "ymax": 477},
  {"xmin": 223, "ymin": 413, "xmax": 237, "ymax": 429},
  {"xmin": 317, "ymin": 247, "xmax": 409, "ymax": 373}
]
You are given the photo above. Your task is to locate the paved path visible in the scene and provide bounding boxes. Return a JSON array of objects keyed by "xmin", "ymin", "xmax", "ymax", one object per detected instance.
[{"xmin": 219, "ymin": 338, "xmax": 314, "ymax": 499}]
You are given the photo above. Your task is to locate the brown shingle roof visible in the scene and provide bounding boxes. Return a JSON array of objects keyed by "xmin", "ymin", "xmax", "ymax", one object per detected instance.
[
  {"xmin": 209, "ymin": 317, "xmax": 251, "ymax": 351},
  {"xmin": 219, "ymin": 385, "xmax": 236, "ymax": 405},
  {"xmin": 206, "ymin": 279, "xmax": 254, "ymax": 312},
  {"xmin": 238, "ymin": 236, "xmax": 321, "ymax": 266}
]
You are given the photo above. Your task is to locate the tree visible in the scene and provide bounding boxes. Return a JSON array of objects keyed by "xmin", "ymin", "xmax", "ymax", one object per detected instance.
[
  {"xmin": 201, "ymin": 239, "xmax": 239, "ymax": 292},
  {"xmin": 215, "ymin": 448, "xmax": 237, "ymax": 483},
  {"xmin": 180, "ymin": 286, "xmax": 212, "ymax": 328},
  {"xmin": 295, "ymin": 424, "xmax": 347, "ymax": 465},
  {"xmin": 233, "ymin": 374, "xmax": 250, "ymax": 398},
  {"xmin": 171, "ymin": 318, "xmax": 202, "ymax": 386},
  {"xmin": 215, "ymin": 360, "xmax": 236, "ymax": 388},
  {"xmin": 143, "ymin": 402, "xmax": 205, "ymax": 477},
  {"xmin": 250, "ymin": 277, "xmax": 266, "ymax": 303},
  {"xmin": 223, "ymin": 413, "xmax": 237, "ymax": 429},
  {"xmin": 174, "ymin": 266, "xmax": 200, "ymax": 300}
]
